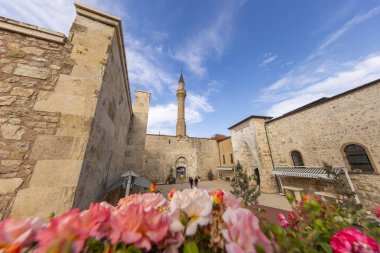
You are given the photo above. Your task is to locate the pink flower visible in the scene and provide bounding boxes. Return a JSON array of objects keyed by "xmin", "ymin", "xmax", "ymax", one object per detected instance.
[
  {"xmin": 373, "ymin": 206, "xmax": 380, "ymax": 218},
  {"xmin": 80, "ymin": 203, "xmax": 112, "ymax": 240},
  {"xmin": 0, "ymin": 218, "xmax": 43, "ymax": 250},
  {"xmin": 118, "ymin": 194, "xmax": 139, "ymax": 206},
  {"xmin": 138, "ymin": 193, "xmax": 168, "ymax": 211},
  {"xmin": 223, "ymin": 192, "xmax": 242, "ymax": 209},
  {"xmin": 110, "ymin": 202, "xmax": 169, "ymax": 251},
  {"xmin": 287, "ymin": 211, "xmax": 299, "ymax": 224},
  {"xmin": 222, "ymin": 207, "xmax": 273, "ymax": 253},
  {"xmin": 278, "ymin": 213, "xmax": 290, "ymax": 228},
  {"xmin": 35, "ymin": 209, "xmax": 89, "ymax": 253},
  {"xmin": 330, "ymin": 228, "xmax": 379, "ymax": 253},
  {"xmin": 117, "ymin": 193, "xmax": 168, "ymax": 212},
  {"xmin": 110, "ymin": 202, "xmax": 144, "ymax": 245},
  {"xmin": 169, "ymin": 189, "xmax": 213, "ymax": 236}
]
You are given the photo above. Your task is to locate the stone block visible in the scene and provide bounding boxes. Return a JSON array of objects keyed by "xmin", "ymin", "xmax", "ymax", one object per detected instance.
[
  {"xmin": 11, "ymin": 186, "xmax": 76, "ymax": 219},
  {"xmin": 54, "ymin": 75, "xmax": 100, "ymax": 96},
  {"xmin": 0, "ymin": 178, "xmax": 23, "ymax": 195},
  {"xmin": 9, "ymin": 151, "xmax": 24, "ymax": 160},
  {"xmin": 30, "ymin": 160, "xmax": 82, "ymax": 187},
  {"xmin": 11, "ymin": 87, "xmax": 34, "ymax": 97},
  {"xmin": 0, "ymin": 96, "xmax": 16, "ymax": 106},
  {"xmin": 8, "ymin": 118, "xmax": 22, "ymax": 125},
  {"xmin": 0, "ymin": 124, "xmax": 26, "ymax": 140},
  {"xmin": 33, "ymin": 91, "xmax": 86, "ymax": 115},
  {"xmin": 0, "ymin": 82, "xmax": 12, "ymax": 92},
  {"xmin": 0, "ymin": 150, "xmax": 10, "ymax": 159},
  {"xmin": 30, "ymin": 135, "xmax": 74, "ymax": 160},
  {"xmin": 2, "ymin": 65, "xmax": 14, "ymax": 74},
  {"xmin": 5, "ymin": 49, "xmax": 26, "ymax": 58},
  {"xmin": 21, "ymin": 47, "xmax": 45, "ymax": 56},
  {"xmin": 13, "ymin": 64, "xmax": 50, "ymax": 79},
  {"xmin": 1, "ymin": 160, "xmax": 22, "ymax": 167},
  {"xmin": 56, "ymin": 114, "xmax": 92, "ymax": 137}
]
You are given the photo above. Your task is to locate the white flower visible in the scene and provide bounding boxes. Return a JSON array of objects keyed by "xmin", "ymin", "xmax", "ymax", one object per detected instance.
[{"xmin": 169, "ymin": 189, "xmax": 213, "ymax": 236}]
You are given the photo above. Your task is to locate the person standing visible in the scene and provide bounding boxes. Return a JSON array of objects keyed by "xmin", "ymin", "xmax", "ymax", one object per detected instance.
[
  {"xmin": 194, "ymin": 177, "xmax": 199, "ymax": 188},
  {"xmin": 189, "ymin": 177, "xmax": 194, "ymax": 189}
]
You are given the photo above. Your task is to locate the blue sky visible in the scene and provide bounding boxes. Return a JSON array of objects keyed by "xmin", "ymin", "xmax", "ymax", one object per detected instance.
[{"xmin": 1, "ymin": 0, "xmax": 380, "ymax": 137}]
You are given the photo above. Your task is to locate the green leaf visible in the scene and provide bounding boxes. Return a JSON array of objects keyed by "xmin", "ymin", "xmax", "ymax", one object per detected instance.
[
  {"xmin": 319, "ymin": 242, "xmax": 332, "ymax": 253},
  {"xmin": 184, "ymin": 241, "xmax": 200, "ymax": 253}
]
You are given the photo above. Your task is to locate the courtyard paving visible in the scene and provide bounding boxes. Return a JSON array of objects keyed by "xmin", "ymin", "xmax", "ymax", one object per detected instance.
[{"xmin": 157, "ymin": 180, "xmax": 292, "ymax": 211}]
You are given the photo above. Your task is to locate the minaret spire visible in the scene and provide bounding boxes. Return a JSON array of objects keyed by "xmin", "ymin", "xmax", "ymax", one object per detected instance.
[{"xmin": 176, "ymin": 71, "xmax": 186, "ymax": 136}]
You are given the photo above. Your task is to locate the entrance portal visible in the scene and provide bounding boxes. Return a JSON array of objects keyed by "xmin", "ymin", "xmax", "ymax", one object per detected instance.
[
  {"xmin": 175, "ymin": 157, "xmax": 188, "ymax": 179},
  {"xmin": 176, "ymin": 167, "xmax": 186, "ymax": 178}
]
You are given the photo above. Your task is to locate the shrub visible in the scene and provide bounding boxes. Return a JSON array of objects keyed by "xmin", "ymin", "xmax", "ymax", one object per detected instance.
[
  {"xmin": 230, "ymin": 161, "xmax": 260, "ymax": 206},
  {"xmin": 166, "ymin": 168, "xmax": 176, "ymax": 184},
  {"xmin": 207, "ymin": 169, "xmax": 214, "ymax": 180}
]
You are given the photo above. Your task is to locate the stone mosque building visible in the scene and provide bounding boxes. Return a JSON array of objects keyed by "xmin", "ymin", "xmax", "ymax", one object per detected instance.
[{"xmin": 0, "ymin": 3, "xmax": 379, "ymax": 220}]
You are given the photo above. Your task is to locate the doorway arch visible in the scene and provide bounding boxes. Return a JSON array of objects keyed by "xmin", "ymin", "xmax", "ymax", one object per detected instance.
[
  {"xmin": 239, "ymin": 141, "xmax": 260, "ymax": 185},
  {"xmin": 175, "ymin": 157, "xmax": 187, "ymax": 179}
]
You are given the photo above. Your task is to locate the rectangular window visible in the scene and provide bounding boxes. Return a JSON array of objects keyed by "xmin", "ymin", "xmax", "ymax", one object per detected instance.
[
  {"xmin": 230, "ymin": 153, "xmax": 234, "ymax": 163},
  {"xmin": 223, "ymin": 155, "xmax": 226, "ymax": 164}
]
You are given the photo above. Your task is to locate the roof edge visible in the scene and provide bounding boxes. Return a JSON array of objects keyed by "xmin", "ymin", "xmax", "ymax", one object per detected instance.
[
  {"xmin": 74, "ymin": 2, "xmax": 133, "ymax": 115},
  {"xmin": 228, "ymin": 115, "xmax": 273, "ymax": 130},
  {"xmin": 0, "ymin": 17, "xmax": 66, "ymax": 44},
  {"xmin": 267, "ymin": 78, "xmax": 380, "ymax": 123}
]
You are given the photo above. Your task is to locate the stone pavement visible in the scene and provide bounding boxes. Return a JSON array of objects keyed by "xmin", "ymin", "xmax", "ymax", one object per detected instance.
[{"xmin": 157, "ymin": 180, "xmax": 292, "ymax": 211}]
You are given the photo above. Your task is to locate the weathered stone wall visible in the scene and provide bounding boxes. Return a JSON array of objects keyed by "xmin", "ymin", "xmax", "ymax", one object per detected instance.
[
  {"xmin": 266, "ymin": 81, "xmax": 380, "ymax": 206},
  {"xmin": 125, "ymin": 91, "xmax": 150, "ymax": 173},
  {"xmin": 72, "ymin": 15, "xmax": 133, "ymax": 209},
  {"xmin": 0, "ymin": 20, "xmax": 72, "ymax": 219},
  {"xmin": 218, "ymin": 137, "xmax": 233, "ymax": 166},
  {"xmin": 143, "ymin": 135, "xmax": 220, "ymax": 182},
  {"xmin": 0, "ymin": 3, "xmax": 141, "ymax": 219},
  {"xmin": 230, "ymin": 118, "xmax": 277, "ymax": 193}
]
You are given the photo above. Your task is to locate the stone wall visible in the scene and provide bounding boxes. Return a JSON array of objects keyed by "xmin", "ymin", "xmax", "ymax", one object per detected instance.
[
  {"xmin": 143, "ymin": 135, "xmax": 220, "ymax": 182},
  {"xmin": 0, "ymin": 3, "xmax": 142, "ymax": 219},
  {"xmin": 266, "ymin": 81, "xmax": 380, "ymax": 206},
  {"xmin": 125, "ymin": 91, "xmax": 150, "ymax": 173},
  {"xmin": 0, "ymin": 19, "xmax": 72, "ymax": 219},
  {"xmin": 218, "ymin": 137, "xmax": 233, "ymax": 166},
  {"xmin": 72, "ymin": 13, "xmax": 133, "ymax": 209},
  {"xmin": 230, "ymin": 117, "xmax": 277, "ymax": 193}
]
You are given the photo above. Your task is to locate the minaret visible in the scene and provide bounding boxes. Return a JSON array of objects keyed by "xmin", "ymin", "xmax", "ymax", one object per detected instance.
[{"xmin": 176, "ymin": 71, "xmax": 187, "ymax": 136}]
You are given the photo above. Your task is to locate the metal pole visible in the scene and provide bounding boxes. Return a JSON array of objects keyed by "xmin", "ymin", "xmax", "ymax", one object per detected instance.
[
  {"xmin": 277, "ymin": 175, "xmax": 285, "ymax": 195},
  {"xmin": 343, "ymin": 169, "xmax": 360, "ymax": 205}
]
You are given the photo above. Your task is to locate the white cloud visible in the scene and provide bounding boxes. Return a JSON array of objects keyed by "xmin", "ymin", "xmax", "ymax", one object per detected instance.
[
  {"xmin": 260, "ymin": 53, "xmax": 278, "ymax": 68},
  {"xmin": 260, "ymin": 5, "xmax": 380, "ymax": 116},
  {"xmin": 0, "ymin": 0, "xmax": 177, "ymax": 93},
  {"xmin": 0, "ymin": 0, "xmax": 127, "ymax": 34},
  {"xmin": 147, "ymin": 91, "xmax": 215, "ymax": 135},
  {"xmin": 309, "ymin": 5, "xmax": 380, "ymax": 60},
  {"xmin": 125, "ymin": 33, "xmax": 176, "ymax": 93},
  {"xmin": 266, "ymin": 54, "xmax": 380, "ymax": 117},
  {"xmin": 172, "ymin": 0, "xmax": 246, "ymax": 77}
]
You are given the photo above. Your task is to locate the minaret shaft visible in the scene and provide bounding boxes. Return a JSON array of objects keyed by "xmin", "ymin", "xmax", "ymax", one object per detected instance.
[{"xmin": 176, "ymin": 73, "xmax": 186, "ymax": 136}]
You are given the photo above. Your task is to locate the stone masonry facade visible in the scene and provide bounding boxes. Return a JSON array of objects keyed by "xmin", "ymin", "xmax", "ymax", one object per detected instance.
[
  {"xmin": 143, "ymin": 135, "xmax": 220, "ymax": 183},
  {"xmin": 0, "ymin": 3, "xmax": 149, "ymax": 219},
  {"xmin": 265, "ymin": 80, "xmax": 380, "ymax": 207},
  {"xmin": 230, "ymin": 80, "xmax": 380, "ymax": 207},
  {"xmin": 0, "ymin": 21, "xmax": 73, "ymax": 219}
]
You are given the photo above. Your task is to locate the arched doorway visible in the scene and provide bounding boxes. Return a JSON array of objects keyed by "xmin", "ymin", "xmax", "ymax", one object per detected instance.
[
  {"xmin": 175, "ymin": 157, "xmax": 187, "ymax": 179},
  {"xmin": 239, "ymin": 141, "xmax": 260, "ymax": 186}
]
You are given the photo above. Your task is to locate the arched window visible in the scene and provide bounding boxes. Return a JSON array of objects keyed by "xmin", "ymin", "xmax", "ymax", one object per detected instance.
[
  {"xmin": 344, "ymin": 144, "xmax": 374, "ymax": 172},
  {"xmin": 291, "ymin": 151, "xmax": 304, "ymax": 166}
]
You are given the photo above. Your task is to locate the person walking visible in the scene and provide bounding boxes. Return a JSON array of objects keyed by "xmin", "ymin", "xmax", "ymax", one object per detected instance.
[
  {"xmin": 194, "ymin": 177, "xmax": 199, "ymax": 188},
  {"xmin": 189, "ymin": 177, "xmax": 194, "ymax": 189}
]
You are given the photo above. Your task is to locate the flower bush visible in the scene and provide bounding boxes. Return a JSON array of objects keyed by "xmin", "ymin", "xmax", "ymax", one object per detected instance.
[{"xmin": 0, "ymin": 188, "xmax": 379, "ymax": 253}]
